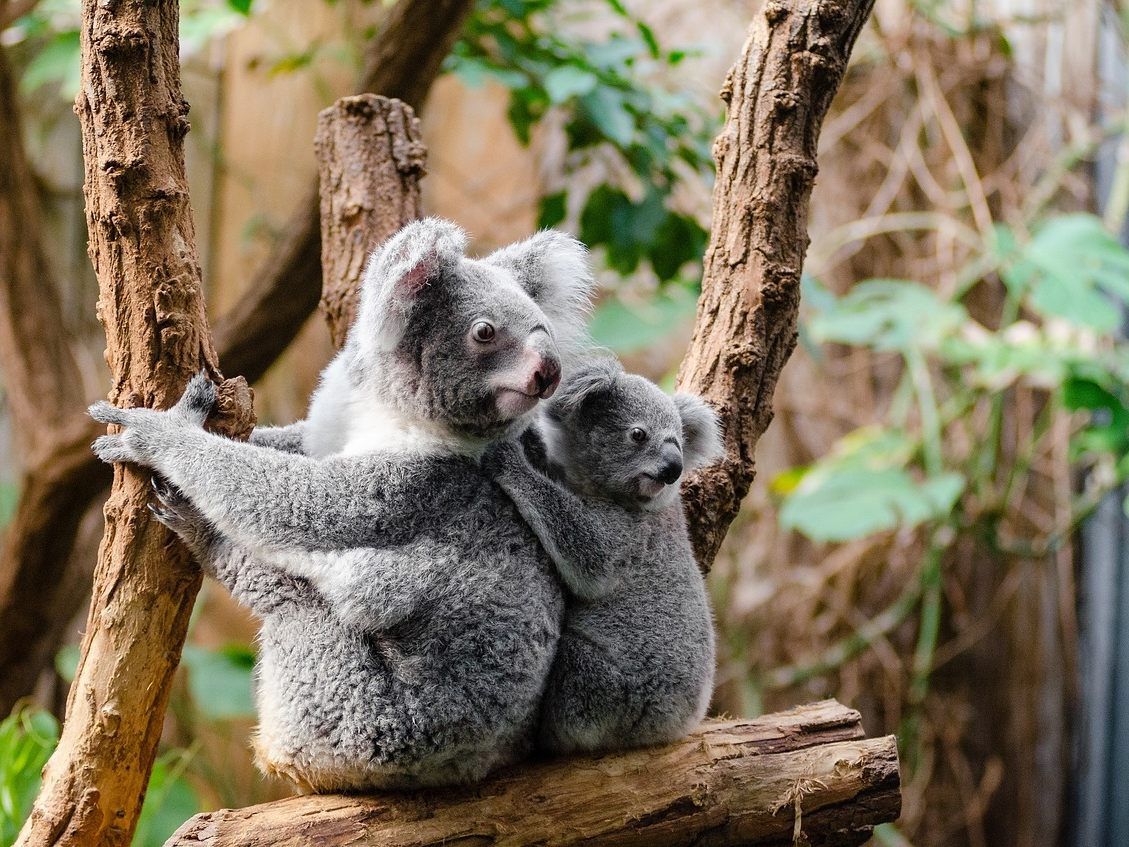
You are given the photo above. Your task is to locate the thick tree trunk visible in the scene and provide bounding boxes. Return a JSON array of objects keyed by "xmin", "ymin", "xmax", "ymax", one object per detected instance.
[
  {"xmin": 0, "ymin": 0, "xmax": 464, "ymax": 713},
  {"xmin": 314, "ymin": 95, "xmax": 425, "ymax": 347},
  {"xmin": 211, "ymin": 0, "xmax": 473, "ymax": 380},
  {"xmin": 677, "ymin": 0, "xmax": 877, "ymax": 567},
  {"xmin": 15, "ymin": 2, "xmax": 255, "ymax": 845},
  {"xmin": 167, "ymin": 701, "xmax": 900, "ymax": 847}
]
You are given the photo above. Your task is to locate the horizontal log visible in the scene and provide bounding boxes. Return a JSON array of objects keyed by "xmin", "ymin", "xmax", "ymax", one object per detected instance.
[{"xmin": 166, "ymin": 700, "xmax": 900, "ymax": 847}]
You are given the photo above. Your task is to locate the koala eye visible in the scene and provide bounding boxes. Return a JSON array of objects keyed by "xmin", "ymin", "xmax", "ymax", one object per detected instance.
[
  {"xmin": 629, "ymin": 427, "xmax": 648, "ymax": 444},
  {"xmin": 471, "ymin": 321, "xmax": 496, "ymax": 343}
]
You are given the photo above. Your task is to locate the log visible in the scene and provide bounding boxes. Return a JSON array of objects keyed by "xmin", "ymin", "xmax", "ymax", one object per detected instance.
[
  {"xmin": 677, "ymin": 0, "xmax": 878, "ymax": 567},
  {"xmin": 166, "ymin": 700, "xmax": 900, "ymax": 847},
  {"xmin": 314, "ymin": 95, "xmax": 425, "ymax": 347}
]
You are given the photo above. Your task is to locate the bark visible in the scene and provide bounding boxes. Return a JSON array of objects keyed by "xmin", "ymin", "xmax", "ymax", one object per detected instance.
[
  {"xmin": 0, "ymin": 0, "xmax": 465, "ymax": 711},
  {"xmin": 314, "ymin": 95, "xmax": 425, "ymax": 347},
  {"xmin": 0, "ymin": 41, "xmax": 111, "ymax": 713},
  {"xmin": 16, "ymin": 2, "xmax": 254, "ymax": 845},
  {"xmin": 677, "ymin": 0, "xmax": 877, "ymax": 567},
  {"xmin": 167, "ymin": 700, "xmax": 900, "ymax": 847},
  {"xmin": 211, "ymin": 0, "xmax": 473, "ymax": 381}
]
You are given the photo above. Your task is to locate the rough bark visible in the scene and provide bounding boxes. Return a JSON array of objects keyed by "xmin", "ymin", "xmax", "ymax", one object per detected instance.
[
  {"xmin": 16, "ymin": 2, "xmax": 254, "ymax": 845},
  {"xmin": 167, "ymin": 700, "xmax": 900, "ymax": 847},
  {"xmin": 0, "ymin": 41, "xmax": 111, "ymax": 713},
  {"xmin": 677, "ymin": 0, "xmax": 877, "ymax": 567},
  {"xmin": 0, "ymin": 0, "xmax": 466, "ymax": 712},
  {"xmin": 314, "ymin": 95, "xmax": 425, "ymax": 347},
  {"xmin": 211, "ymin": 0, "xmax": 473, "ymax": 380}
]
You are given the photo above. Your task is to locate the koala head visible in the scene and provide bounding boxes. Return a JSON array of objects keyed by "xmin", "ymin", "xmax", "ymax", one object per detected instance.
[
  {"xmin": 349, "ymin": 218, "xmax": 596, "ymax": 440},
  {"xmin": 541, "ymin": 359, "xmax": 724, "ymax": 510}
]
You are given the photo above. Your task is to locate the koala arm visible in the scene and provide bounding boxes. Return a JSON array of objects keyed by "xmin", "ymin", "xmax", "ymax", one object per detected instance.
[
  {"xmin": 251, "ymin": 545, "xmax": 443, "ymax": 632},
  {"xmin": 91, "ymin": 392, "xmax": 448, "ymax": 552},
  {"xmin": 489, "ymin": 445, "xmax": 637, "ymax": 601},
  {"xmin": 249, "ymin": 422, "xmax": 307, "ymax": 454}
]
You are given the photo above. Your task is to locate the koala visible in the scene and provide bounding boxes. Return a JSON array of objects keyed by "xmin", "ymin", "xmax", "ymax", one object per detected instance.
[
  {"xmin": 486, "ymin": 359, "xmax": 724, "ymax": 754},
  {"xmin": 89, "ymin": 218, "xmax": 595, "ymax": 791}
]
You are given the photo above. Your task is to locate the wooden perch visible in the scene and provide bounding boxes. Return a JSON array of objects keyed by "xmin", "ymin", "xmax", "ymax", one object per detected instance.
[
  {"xmin": 314, "ymin": 95, "xmax": 425, "ymax": 347},
  {"xmin": 167, "ymin": 701, "xmax": 899, "ymax": 847}
]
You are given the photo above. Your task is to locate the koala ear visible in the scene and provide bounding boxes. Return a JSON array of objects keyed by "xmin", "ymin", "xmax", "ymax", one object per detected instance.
[
  {"xmin": 356, "ymin": 217, "xmax": 468, "ymax": 351},
  {"xmin": 483, "ymin": 230, "xmax": 597, "ymax": 363},
  {"xmin": 673, "ymin": 393, "xmax": 724, "ymax": 471},
  {"xmin": 547, "ymin": 358, "xmax": 623, "ymax": 421}
]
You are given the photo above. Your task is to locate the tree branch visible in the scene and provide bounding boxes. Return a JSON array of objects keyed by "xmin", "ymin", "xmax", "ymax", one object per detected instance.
[
  {"xmin": 211, "ymin": 0, "xmax": 473, "ymax": 382},
  {"xmin": 16, "ymin": 1, "xmax": 254, "ymax": 844},
  {"xmin": 677, "ymin": 0, "xmax": 878, "ymax": 567},
  {"xmin": 314, "ymin": 95, "xmax": 425, "ymax": 347},
  {"xmin": 168, "ymin": 701, "xmax": 900, "ymax": 847}
]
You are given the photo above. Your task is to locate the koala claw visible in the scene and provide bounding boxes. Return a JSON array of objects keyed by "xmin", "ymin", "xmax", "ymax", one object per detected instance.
[{"xmin": 174, "ymin": 372, "xmax": 217, "ymax": 425}]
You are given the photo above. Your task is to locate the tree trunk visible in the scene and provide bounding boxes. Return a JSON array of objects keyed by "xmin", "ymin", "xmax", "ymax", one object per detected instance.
[
  {"xmin": 314, "ymin": 95, "xmax": 425, "ymax": 347},
  {"xmin": 167, "ymin": 701, "xmax": 900, "ymax": 847},
  {"xmin": 677, "ymin": 0, "xmax": 877, "ymax": 568},
  {"xmin": 211, "ymin": 0, "xmax": 473, "ymax": 380},
  {"xmin": 15, "ymin": 2, "xmax": 255, "ymax": 845},
  {"xmin": 0, "ymin": 0, "xmax": 465, "ymax": 713}
]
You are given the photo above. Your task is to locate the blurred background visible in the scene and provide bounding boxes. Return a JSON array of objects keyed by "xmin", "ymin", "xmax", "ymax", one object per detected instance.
[{"xmin": 1, "ymin": 0, "xmax": 1128, "ymax": 844}]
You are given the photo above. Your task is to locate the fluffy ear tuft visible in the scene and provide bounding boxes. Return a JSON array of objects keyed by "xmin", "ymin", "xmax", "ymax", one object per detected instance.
[
  {"xmin": 483, "ymin": 230, "xmax": 597, "ymax": 366},
  {"xmin": 547, "ymin": 357, "xmax": 622, "ymax": 421},
  {"xmin": 355, "ymin": 217, "xmax": 469, "ymax": 351},
  {"xmin": 673, "ymin": 393, "xmax": 724, "ymax": 470}
]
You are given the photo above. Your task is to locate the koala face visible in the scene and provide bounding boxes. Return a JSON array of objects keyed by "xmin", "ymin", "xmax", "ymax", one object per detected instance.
[
  {"xmin": 543, "ymin": 360, "xmax": 724, "ymax": 510},
  {"xmin": 351, "ymin": 219, "xmax": 595, "ymax": 440}
]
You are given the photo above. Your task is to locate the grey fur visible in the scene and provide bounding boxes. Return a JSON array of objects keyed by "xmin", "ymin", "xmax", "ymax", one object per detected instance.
[
  {"xmin": 89, "ymin": 218, "xmax": 596, "ymax": 790},
  {"xmin": 486, "ymin": 359, "xmax": 722, "ymax": 754}
]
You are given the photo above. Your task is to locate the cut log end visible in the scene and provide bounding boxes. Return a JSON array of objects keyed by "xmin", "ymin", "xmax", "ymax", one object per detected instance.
[{"xmin": 166, "ymin": 700, "xmax": 900, "ymax": 847}]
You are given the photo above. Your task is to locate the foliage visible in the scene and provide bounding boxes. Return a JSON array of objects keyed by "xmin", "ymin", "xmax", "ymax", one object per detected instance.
[
  {"xmin": 3, "ymin": 0, "xmax": 253, "ymax": 100},
  {"xmin": 773, "ymin": 213, "xmax": 1129, "ymax": 710},
  {"xmin": 0, "ymin": 708, "xmax": 57, "ymax": 846},
  {"xmin": 449, "ymin": 0, "xmax": 715, "ymax": 284}
]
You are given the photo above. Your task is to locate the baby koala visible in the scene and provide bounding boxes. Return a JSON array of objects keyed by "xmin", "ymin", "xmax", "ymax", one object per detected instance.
[{"xmin": 487, "ymin": 358, "xmax": 723, "ymax": 754}]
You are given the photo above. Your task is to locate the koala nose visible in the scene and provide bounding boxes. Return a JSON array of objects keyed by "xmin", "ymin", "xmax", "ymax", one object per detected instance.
[
  {"xmin": 657, "ymin": 458, "xmax": 683, "ymax": 485},
  {"xmin": 533, "ymin": 359, "xmax": 561, "ymax": 399}
]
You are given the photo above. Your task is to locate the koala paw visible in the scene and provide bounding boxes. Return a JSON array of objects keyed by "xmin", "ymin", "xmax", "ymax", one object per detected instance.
[
  {"xmin": 89, "ymin": 373, "xmax": 216, "ymax": 467},
  {"xmin": 173, "ymin": 372, "xmax": 218, "ymax": 426},
  {"xmin": 148, "ymin": 476, "xmax": 212, "ymax": 549}
]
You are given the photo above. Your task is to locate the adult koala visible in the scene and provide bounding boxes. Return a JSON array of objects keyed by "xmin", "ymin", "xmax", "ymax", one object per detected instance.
[{"xmin": 89, "ymin": 219, "xmax": 594, "ymax": 791}]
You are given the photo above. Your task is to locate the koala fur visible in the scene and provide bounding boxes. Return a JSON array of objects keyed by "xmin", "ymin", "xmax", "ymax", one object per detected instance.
[
  {"xmin": 487, "ymin": 359, "xmax": 724, "ymax": 754},
  {"xmin": 89, "ymin": 218, "xmax": 595, "ymax": 790}
]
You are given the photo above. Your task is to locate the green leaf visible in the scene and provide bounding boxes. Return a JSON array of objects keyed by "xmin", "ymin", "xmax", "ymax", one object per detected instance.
[
  {"xmin": 0, "ymin": 708, "xmax": 59, "ymax": 846},
  {"xmin": 20, "ymin": 29, "xmax": 80, "ymax": 98},
  {"xmin": 543, "ymin": 65, "xmax": 598, "ymax": 103},
  {"xmin": 181, "ymin": 644, "xmax": 256, "ymax": 720},
  {"xmin": 55, "ymin": 644, "xmax": 80, "ymax": 683},
  {"xmin": 537, "ymin": 191, "xmax": 567, "ymax": 229},
  {"xmin": 589, "ymin": 285, "xmax": 699, "ymax": 353},
  {"xmin": 780, "ymin": 466, "xmax": 965, "ymax": 542},
  {"xmin": 809, "ymin": 279, "xmax": 967, "ymax": 353},
  {"xmin": 227, "ymin": 0, "xmax": 253, "ymax": 15},
  {"xmin": 132, "ymin": 750, "xmax": 200, "ymax": 847},
  {"xmin": 1016, "ymin": 214, "xmax": 1129, "ymax": 330},
  {"xmin": 580, "ymin": 87, "xmax": 635, "ymax": 147}
]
